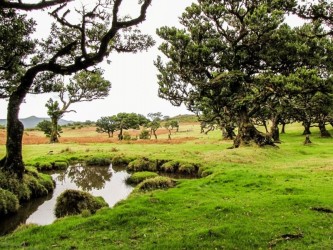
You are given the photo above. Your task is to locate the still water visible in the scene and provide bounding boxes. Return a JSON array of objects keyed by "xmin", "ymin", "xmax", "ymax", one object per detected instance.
[{"xmin": 0, "ymin": 164, "xmax": 133, "ymax": 235}]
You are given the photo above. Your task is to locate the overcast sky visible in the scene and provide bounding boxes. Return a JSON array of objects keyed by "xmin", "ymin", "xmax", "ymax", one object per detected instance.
[{"xmin": 0, "ymin": 0, "xmax": 195, "ymax": 121}]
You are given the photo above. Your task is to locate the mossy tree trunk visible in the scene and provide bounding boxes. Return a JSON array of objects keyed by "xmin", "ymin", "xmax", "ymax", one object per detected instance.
[
  {"xmin": 270, "ymin": 115, "xmax": 281, "ymax": 143},
  {"xmin": 50, "ymin": 117, "xmax": 60, "ymax": 143},
  {"xmin": 0, "ymin": 71, "xmax": 37, "ymax": 178},
  {"xmin": 233, "ymin": 111, "xmax": 276, "ymax": 148}
]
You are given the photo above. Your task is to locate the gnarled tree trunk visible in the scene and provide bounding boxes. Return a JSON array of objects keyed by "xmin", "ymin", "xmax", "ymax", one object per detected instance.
[
  {"xmin": 270, "ymin": 115, "xmax": 281, "ymax": 143},
  {"xmin": 50, "ymin": 117, "xmax": 60, "ymax": 143},
  {"xmin": 0, "ymin": 77, "xmax": 33, "ymax": 178},
  {"xmin": 232, "ymin": 112, "xmax": 276, "ymax": 148}
]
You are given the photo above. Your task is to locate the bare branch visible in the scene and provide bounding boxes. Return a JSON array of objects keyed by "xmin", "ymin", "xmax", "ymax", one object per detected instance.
[{"xmin": 0, "ymin": 0, "xmax": 73, "ymax": 11}]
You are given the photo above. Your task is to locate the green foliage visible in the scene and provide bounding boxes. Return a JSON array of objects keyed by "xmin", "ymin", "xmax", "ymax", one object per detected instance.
[
  {"xmin": 139, "ymin": 129, "xmax": 150, "ymax": 139},
  {"xmin": 36, "ymin": 120, "xmax": 53, "ymax": 137},
  {"xmin": 86, "ymin": 157, "xmax": 111, "ymax": 166},
  {"xmin": 0, "ymin": 9, "xmax": 36, "ymax": 97},
  {"xmin": 126, "ymin": 171, "xmax": 158, "ymax": 185},
  {"xmin": 127, "ymin": 158, "xmax": 157, "ymax": 172},
  {"xmin": 136, "ymin": 176, "xmax": 176, "ymax": 191},
  {"xmin": 54, "ymin": 189, "xmax": 108, "ymax": 218},
  {"xmin": 123, "ymin": 132, "xmax": 132, "ymax": 140},
  {"xmin": 96, "ymin": 113, "xmax": 148, "ymax": 139},
  {"xmin": 0, "ymin": 188, "xmax": 19, "ymax": 216}
]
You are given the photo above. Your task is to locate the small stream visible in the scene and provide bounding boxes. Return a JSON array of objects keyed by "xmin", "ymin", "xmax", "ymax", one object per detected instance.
[{"xmin": 0, "ymin": 164, "xmax": 133, "ymax": 236}]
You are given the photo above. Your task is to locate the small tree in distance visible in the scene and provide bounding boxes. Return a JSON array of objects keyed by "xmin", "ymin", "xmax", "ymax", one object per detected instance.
[
  {"xmin": 36, "ymin": 120, "xmax": 62, "ymax": 138},
  {"xmin": 96, "ymin": 117, "xmax": 117, "ymax": 138},
  {"xmin": 148, "ymin": 112, "xmax": 163, "ymax": 139},
  {"xmin": 46, "ymin": 70, "xmax": 111, "ymax": 143}
]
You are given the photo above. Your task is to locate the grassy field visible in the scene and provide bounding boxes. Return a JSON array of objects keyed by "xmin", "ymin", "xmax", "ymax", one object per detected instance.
[{"xmin": 0, "ymin": 122, "xmax": 332, "ymax": 249}]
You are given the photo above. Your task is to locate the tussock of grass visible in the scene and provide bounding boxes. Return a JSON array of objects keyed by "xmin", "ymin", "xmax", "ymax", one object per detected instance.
[
  {"xmin": 160, "ymin": 161, "xmax": 179, "ymax": 173},
  {"xmin": 53, "ymin": 161, "xmax": 68, "ymax": 170},
  {"xmin": 85, "ymin": 157, "xmax": 111, "ymax": 166},
  {"xmin": 127, "ymin": 157, "xmax": 157, "ymax": 172},
  {"xmin": 54, "ymin": 189, "xmax": 108, "ymax": 218},
  {"xmin": 111, "ymin": 154, "xmax": 134, "ymax": 166},
  {"xmin": 136, "ymin": 176, "xmax": 176, "ymax": 191},
  {"xmin": 126, "ymin": 171, "xmax": 158, "ymax": 185},
  {"xmin": 0, "ymin": 188, "xmax": 19, "ymax": 215}
]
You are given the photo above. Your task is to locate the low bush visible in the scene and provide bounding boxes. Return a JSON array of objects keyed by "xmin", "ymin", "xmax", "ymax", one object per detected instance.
[
  {"xmin": 137, "ymin": 176, "xmax": 176, "ymax": 191},
  {"xmin": 139, "ymin": 129, "xmax": 150, "ymax": 139},
  {"xmin": 126, "ymin": 171, "xmax": 158, "ymax": 185},
  {"xmin": 127, "ymin": 157, "xmax": 157, "ymax": 172},
  {"xmin": 54, "ymin": 189, "xmax": 108, "ymax": 218},
  {"xmin": 86, "ymin": 157, "xmax": 111, "ymax": 166},
  {"xmin": 0, "ymin": 188, "xmax": 19, "ymax": 216},
  {"xmin": 123, "ymin": 132, "xmax": 132, "ymax": 140}
]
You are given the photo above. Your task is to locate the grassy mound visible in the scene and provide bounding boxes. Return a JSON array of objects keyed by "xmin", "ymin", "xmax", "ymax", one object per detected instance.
[
  {"xmin": 127, "ymin": 157, "xmax": 157, "ymax": 172},
  {"xmin": 137, "ymin": 176, "xmax": 176, "ymax": 191},
  {"xmin": 0, "ymin": 188, "xmax": 19, "ymax": 215},
  {"xmin": 126, "ymin": 171, "xmax": 158, "ymax": 185},
  {"xmin": 54, "ymin": 189, "xmax": 108, "ymax": 218}
]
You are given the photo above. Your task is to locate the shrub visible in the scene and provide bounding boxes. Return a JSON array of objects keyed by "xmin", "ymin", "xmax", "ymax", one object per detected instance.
[
  {"xmin": 123, "ymin": 132, "xmax": 131, "ymax": 140},
  {"xmin": 127, "ymin": 157, "xmax": 157, "ymax": 172},
  {"xmin": 0, "ymin": 188, "xmax": 19, "ymax": 216},
  {"xmin": 86, "ymin": 157, "xmax": 111, "ymax": 166},
  {"xmin": 139, "ymin": 129, "xmax": 150, "ymax": 139},
  {"xmin": 126, "ymin": 171, "xmax": 158, "ymax": 185},
  {"xmin": 137, "ymin": 176, "xmax": 176, "ymax": 191},
  {"xmin": 54, "ymin": 189, "xmax": 108, "ymax": 218}
]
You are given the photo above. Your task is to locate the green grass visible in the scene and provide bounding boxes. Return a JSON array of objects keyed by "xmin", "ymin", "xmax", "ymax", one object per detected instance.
[{"xmin": 0, "ymin": 123, "xmax": 332, "ymax": 249}]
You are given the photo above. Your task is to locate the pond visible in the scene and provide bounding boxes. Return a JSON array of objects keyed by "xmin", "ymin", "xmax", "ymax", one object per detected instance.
[{"xmin": 0, "ymin": 164, "xmax": 133, "ymax": 236}]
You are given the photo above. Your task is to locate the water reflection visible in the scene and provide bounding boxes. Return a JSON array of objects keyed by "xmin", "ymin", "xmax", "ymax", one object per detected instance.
[
  {"xmin": 57, "ymin": 164, "xmax": 112, "ymax": 191},
  {"xmin": 0, "ymin": 164, "xmax": 133, "ymax": 236}
]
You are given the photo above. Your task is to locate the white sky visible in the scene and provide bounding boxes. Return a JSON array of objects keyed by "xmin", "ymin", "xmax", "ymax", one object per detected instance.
[
  {"xmin": 0, "ymin": 0, "xmax": 304, "ymax": 122},
  {"xmin": 0, "ymin": 0, "xmax": 195, "ymax": 121}
]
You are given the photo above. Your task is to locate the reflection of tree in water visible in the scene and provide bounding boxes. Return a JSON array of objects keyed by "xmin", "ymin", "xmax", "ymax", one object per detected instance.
[{"xmin": 57, "ymin": 165, "xmax": 112, "ymax": 191}]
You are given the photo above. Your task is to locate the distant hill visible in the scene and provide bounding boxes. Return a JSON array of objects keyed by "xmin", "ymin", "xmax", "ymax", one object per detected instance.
[{"xmin": 0, "ymin": 116, "xmax": 75, "ymax": 129}]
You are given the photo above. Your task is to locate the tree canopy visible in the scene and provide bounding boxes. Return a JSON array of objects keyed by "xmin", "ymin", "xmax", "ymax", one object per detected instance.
[
  {"xmin": 0, "ymin": 0, "xmax": 154, "ymax": 178},
  {"xmin": 155, "ymin": 0, "xmax": 333, "ymax": 147}
]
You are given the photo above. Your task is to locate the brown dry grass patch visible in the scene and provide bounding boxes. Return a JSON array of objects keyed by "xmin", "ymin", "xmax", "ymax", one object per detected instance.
[{"xmin": 0, "ymin": 126, "xmax": 197, "ymax": 145}]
